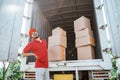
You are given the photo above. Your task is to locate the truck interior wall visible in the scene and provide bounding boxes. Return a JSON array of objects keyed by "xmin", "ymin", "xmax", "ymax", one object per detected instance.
[
  {"xmin": 31, "ymin": 1, "xmax": 52, "ymax": 41},
  {"xmin": 91, "ymin": 8, "xmax": 102, "ymax": 59},
  {"xmin": 27, "ymin": 0, "xmax": 103, "ymax": 63},
  {"xmin": 26, "ymin": 0, "xmax": 52, "ymax": 63}
]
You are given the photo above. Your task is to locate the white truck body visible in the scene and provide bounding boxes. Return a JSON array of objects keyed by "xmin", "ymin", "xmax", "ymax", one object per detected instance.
[
  {"xmin": 19, "ymin": 0, "xmax": 114, "ymax": 80},
  {"xmin": 0, "ymin": 0, "xmax": 120, "ymax": 80}
]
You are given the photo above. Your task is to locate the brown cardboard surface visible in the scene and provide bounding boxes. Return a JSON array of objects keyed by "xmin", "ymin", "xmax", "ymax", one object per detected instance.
[
  {"xmin": 75, "ymin": 36, "xmax": 95, "ymax": 47},
  {"xmin": 74, "ymin": 16, "xmax": 91, "ymax": 32},
  {"xmin": 52, "ymin": 27, "xmax": 66, "ymax": 36},
  {"xmin": 75, "ymin": 28, "xmax": 94, "ymax": 39},
  {"xmin": 48, "ymin": 46, "xmax": 65, "ymax": 61},
  {"xmin": 48, "ymin": 34, "xmax": 67, "ymax": 48},
  {"xmin": 77, "ymin": 46, "xmax": 95, "ymax": 60}
]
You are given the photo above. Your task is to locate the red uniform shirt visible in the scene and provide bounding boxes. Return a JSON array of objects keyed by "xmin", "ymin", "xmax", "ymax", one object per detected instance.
[{"xmin": 23, "ymin": 39, "xmax": 48, "ymax": 68}]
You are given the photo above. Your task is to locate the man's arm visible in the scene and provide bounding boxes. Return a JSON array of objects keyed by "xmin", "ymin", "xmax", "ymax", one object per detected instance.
[
  {"xmin": 22, "ymin": 52, "xmax": 38, "ymax": 59},
  {"xmin": 22, "ymin": 42, "xmax": 35, "ymax": 57},
  {"xmin": 22, "ymin": 52, "xmax": 34, "ymax": 57}
]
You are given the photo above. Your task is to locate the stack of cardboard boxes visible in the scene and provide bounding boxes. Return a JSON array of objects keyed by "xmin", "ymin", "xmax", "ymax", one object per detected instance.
[
  {"xmin": 48, "ymin": 27, "xmax": 67, "ymax": 61},
  {"xmin": 74, "ymin": 16, "xmax": 95, "ymax": 60}
]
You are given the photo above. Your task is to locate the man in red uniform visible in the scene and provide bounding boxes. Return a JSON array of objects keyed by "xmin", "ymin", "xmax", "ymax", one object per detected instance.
[{"xmin": 22, "ymin": 28, "xmax": 49, "ymax": 80}]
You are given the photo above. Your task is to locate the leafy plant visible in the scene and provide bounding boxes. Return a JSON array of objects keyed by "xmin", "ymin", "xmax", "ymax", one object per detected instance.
[
  {"xmin": 0, "ymin": 60, "xmax": 23, "ymax": 80},
  {"xmin": 6, "ymin": 60, "xmax": 23, "ymax": 80},
  {"xmin": 109, "ymin": 57, "xmax": 118, "ymax": 80},
  {"xmin": 107, "ymin": 45, "xmax": 118, "ymax": 80},
  {"xmin": 0, "ymin": 68, "xmax": 3, "ymax": 80}
]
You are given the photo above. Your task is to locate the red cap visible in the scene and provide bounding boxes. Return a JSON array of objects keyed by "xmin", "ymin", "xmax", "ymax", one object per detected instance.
[{"xmin": 29, "ymin": 28, "xmax": 37, "ymax": 37}]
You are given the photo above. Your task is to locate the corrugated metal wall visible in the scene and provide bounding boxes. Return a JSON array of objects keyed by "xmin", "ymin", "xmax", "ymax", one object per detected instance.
[
  {"xmin": 27, "ymin": 0, "xmax": 104, "ymax": 62},
  {"xmin": 26, "ymin": 0, "xmax": 52, "ymax": 63},
  {"xmin": 31, "ymin": 0, "xmax": 52, "ymax": 41},
  {"xmin": 0, "ymin": 0, "xmax": 25, "ymax": 61},
  {"xmin": 104, "ymin": 0, "xmax": 120, "ymax": 57},
  {"xmin": 37, "ymin": 0, "xmax": 96, "ymax": 60}
]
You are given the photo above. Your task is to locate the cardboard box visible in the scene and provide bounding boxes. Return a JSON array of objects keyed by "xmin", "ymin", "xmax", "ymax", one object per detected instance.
[
  {"xmin": 48, "ymin": 34, "xmax": 67, "ymax": 48},
  {"xmin": 52, "ymin": 27, "xmax": 66, "ymax": 36},
  {"xmin": 54, "ymin": 74, "xmax": 73, "ymax": 80},
  {"xmin": 74, "ymin": 16, "xmax": 91, "ymax": 32},
  {"xmin": 75, "ymin": 28, "xmax": 94, "ymax": 39},
  {"xmin": 75, "ymin": 36, "xmax": 95, "ymax": 47},
  {"xmin": 77, "ymin": 46, "xmax": 95, "ymax": 60},
  {"xmin": 48, "ymin": 46, "xmax": 65, "ymax": 61}
]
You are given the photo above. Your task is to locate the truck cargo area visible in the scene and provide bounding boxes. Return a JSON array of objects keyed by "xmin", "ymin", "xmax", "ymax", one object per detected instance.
[
  {"xmin": 27, "ymin": 0, "xmax": 103, "ymax": 63},
  {"xmin": 1, "ymin": 0, "xmax": 120, "ymax": 79},
  {"xmin": 20, "ymin": 0, "xmax": 113, "ymax": 79}
]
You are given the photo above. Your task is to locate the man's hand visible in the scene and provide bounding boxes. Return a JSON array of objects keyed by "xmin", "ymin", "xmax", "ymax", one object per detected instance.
[
  {"xmin": 18, "ymin": 53, "xmax": 23, "ymax": 57},
  {"xmin": 33, "ymin": 54, "xmax": 38, "ymax": 59},
  {"xmin": 22, "ymin": 52, "xmax": 34, "ymax": 57},
  {"xmin": 21, "ymin": 52, "xmax": 38, "ymax": 59}
]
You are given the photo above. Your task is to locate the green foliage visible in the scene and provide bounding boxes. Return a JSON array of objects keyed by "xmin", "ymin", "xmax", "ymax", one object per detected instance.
[
  {"xmin": 109, "ymin": 57, "xmax": 118, "ymax": 80},
  {"xmin": 0, "ymin": 60, "xmax": 23, "ymax": 80},
  {"xmin": 6, "ymin": 60, "xmax": 23, "ymax": 80},
  {"xmin": 0, "ymin": 68, "xmax": 3, "ymax": 80}
]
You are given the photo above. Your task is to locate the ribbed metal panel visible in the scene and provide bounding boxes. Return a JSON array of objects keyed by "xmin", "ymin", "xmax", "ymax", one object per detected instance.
[
  {"xmin": 31, "ymin": 0, "xmax": 52, "ymax": 41},
  {"xmin": 0, "ymin": 0, "xmax": 25, "ymax": 61},
  {"xmin": 104, "ymin": 0, "xmax": 120, "ymax": 57},
  {"xmin": 28, "ymin": 0, "xmax": 104, "ymax": 61},
  {"xmin": 27, "ymin": 0, "xmax": 120, "ymax": 62},
  {"xmin": 26, "ymin": 0, "xmax": 52, "ymax": 63}
]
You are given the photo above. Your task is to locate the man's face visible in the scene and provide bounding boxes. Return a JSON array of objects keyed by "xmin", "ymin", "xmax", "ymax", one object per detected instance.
[{"xmin": 31, "ymin": 32, "xmax": 39, "ymax": 38}]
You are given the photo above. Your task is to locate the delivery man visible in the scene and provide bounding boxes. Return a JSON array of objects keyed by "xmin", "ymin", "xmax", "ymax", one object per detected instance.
[{"xmin": 22, "ymin": 28, "xmax": 49, "ymax": 80}]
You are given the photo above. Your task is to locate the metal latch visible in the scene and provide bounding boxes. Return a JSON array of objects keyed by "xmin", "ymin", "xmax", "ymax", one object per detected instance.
[
  {"xmin": 57, "ymin": 62, "xmax": 66, "ymax": 66},
  {"xmin": 20, "ymin": 33, "xmax": 29, "ymax": 38},
  {"xmin": 96, "ymin": 4, "xmax": 103, "ymax": 9},
  {"xmin": 103, "ymin": 48, "xmax": 112, "ymax": 53},
  {"xmin": 25, "ymin": 0, "xmax": 33, "ymax": 4},
  {"xmin": 23, "ymin": 16, "xmax": 31, "ymax": 20},
  {"xmin": 99, "ymin": 24, "xmax": 107, "ymax": 30}
]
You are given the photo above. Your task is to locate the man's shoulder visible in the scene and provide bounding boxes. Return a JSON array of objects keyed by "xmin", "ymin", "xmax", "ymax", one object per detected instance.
[
  {"xmin": 42, "ymin": 39, "xmax": 48, "ymax": 45},
  {"xmin": 42, "ymin": 39, "xmax": 47, "ymax": 42},
  {"xmin": 28, "ymin": 41, "xmax": 35, "ymax": 45}
]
